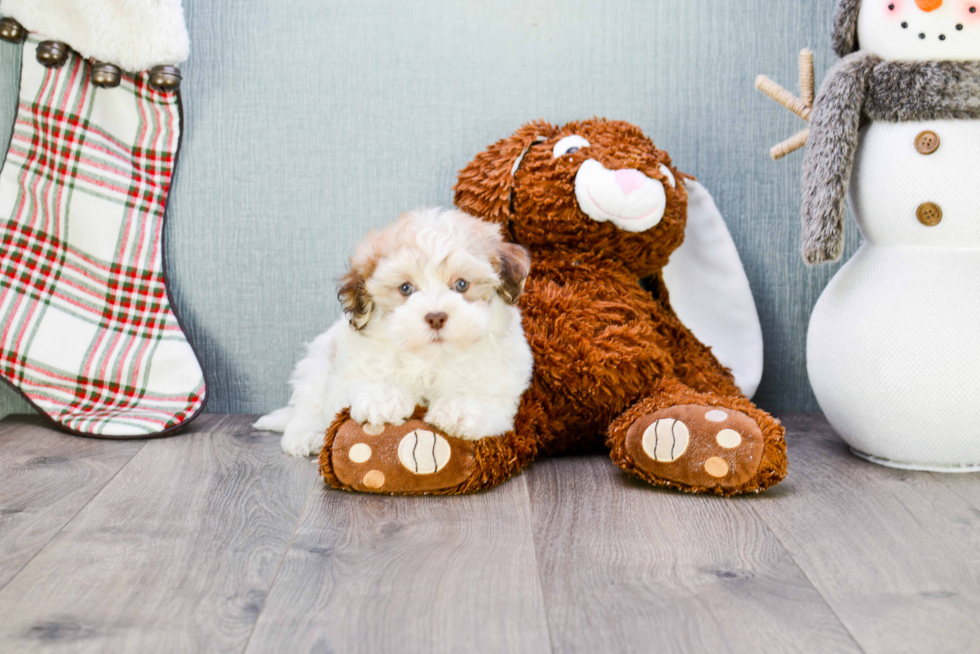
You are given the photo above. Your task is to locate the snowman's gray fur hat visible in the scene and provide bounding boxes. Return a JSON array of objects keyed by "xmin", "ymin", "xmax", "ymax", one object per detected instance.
[{"xmin": 832, "ymin": 0, "xmax": 862, "ymax": 57}]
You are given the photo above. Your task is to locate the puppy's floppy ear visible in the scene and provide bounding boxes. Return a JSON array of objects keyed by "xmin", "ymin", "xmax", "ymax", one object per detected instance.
[
  {"xmin": 338, "ymin": 265, "xmax": 373, "ymax": 330},
  {"xmin": 454, "ymin": 120, "xmax": 557, "ymax": 225},
  {"xmin": 494, "ymin": 242, "xmax": 532, "ymax": 305}
]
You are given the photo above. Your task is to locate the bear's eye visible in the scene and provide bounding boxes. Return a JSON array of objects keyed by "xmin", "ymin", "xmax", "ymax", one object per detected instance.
[
  {"xmin": 659, "ymin": 164, "xmax": 677, "ymax": 188},
  {"xmin": 454, "ymin": 279, "xmax": 469, "ymax": 293},
  {"xmin": 553, "ymin": 135, "xmax": 591, "ymax": 158},
  {"xmin": 399, "ymin": 282, "xmax": 414, "ymax": 296}
]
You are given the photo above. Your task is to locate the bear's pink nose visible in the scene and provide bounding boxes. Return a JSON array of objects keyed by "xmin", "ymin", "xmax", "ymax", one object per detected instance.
[
  {"xmin": 613, "ymin": 169, "xmax": 647, "ymax": 196},
  {"xmin": 915, "ymin": 0, "xmax": 942, "ymax": 11}
]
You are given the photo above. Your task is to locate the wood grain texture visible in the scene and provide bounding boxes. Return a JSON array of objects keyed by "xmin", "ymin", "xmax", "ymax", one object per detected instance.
[
  {"xmin": 0, "ymin": 416, "xmax": 145, "ymax": 591},
  {"xmin": 2, "ymin": 414, "xmax": 978, "ymax": 653},
  {"xmin": 933, "ymin": 472, "xmax": 980, "ymax": 513},
  {"xmin": 0, "ymin": 415, "xmax": 319, "ymax": 653},
  {"xmin": 751, "ymin": 414, "xmax": 980, "ymax": 654},
  {"xmin": 526, "ymin": 454, "xmax": 861, "ymax": 654},
  {"xmin": 245, "ymin": 476, "xmax": 552, "ymax": 654}
]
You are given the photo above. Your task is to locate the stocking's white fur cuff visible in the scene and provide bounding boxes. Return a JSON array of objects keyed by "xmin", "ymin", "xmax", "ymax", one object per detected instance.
[{"xmin": 0, "ymin": 0, "xmax": 189, "ymax": 72}]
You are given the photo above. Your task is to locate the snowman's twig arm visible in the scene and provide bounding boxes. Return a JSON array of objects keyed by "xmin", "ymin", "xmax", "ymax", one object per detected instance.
[
  {"xmin": 772, "ymin": 129, "xmax": 810, "ymax": 161},
  {"xmin": 756, "ymin": 49, "xmax": 816, "ymax": 159},
  {"xmin": 801, "ymin": 52, "xmax": 879, "ymax": 265},
  {"xmin": 800, "ymin": 50, "xmax": 815, "ymax": 108},
  {"xmin": 756, "ymin": 76, "xmax": 811, "ymax": 122}
]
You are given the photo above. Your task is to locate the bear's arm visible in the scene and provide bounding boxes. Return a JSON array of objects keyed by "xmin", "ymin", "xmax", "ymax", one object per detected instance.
[{"xmin": 645, "ymin": 275, "xmax": 744, "ymax": 398}]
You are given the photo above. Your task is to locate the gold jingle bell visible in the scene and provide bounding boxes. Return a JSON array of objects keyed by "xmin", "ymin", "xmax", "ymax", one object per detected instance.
[
  {"xmin": 91, "ymin": 61, "xmax": 122, "ymax": 88},
  {"xmin": 37, "ymin": 40, "xmax": 70, "ymax": 68},
  {"xmin": 148, "ymin": 66, "xmax": 181, "ymax": 92},
  {"xmin": 0, "ymin": 16, "xmax": 26, "ymax": 43}
]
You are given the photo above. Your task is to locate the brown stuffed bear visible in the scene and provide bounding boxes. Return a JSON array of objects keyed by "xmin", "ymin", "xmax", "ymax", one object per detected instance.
[{"xmin": 320, "ymin": 119, "xmax": 787, "ymax": 496}]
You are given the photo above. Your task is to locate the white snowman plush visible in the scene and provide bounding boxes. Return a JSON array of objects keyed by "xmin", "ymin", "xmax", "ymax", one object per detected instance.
[{"xmin": 802, "ymin": 0, "xmax": 980, "ymax": 470}]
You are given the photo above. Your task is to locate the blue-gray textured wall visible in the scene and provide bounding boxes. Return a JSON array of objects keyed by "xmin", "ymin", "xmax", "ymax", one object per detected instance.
[{"xmin": 0, "ymin": 0, "xmax": 859, "ymax": 418}]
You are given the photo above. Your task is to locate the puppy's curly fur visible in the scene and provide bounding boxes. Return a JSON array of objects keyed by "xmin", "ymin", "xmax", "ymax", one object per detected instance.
[{"xmin": 254, "ymin": 208, "xmax": 533, "ymax": 457}]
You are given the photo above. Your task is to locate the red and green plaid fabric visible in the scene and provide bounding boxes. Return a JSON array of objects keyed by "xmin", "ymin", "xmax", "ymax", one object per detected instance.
[{"xmin": 0, "ymin": 38, "xmax": 206, "ymax": 437}]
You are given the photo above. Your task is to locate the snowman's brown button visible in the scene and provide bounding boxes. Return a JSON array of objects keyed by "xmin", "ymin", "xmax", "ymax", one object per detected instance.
[
  {"xmin": 917, "ymin": 202, "xmax": 942, "ymax": 227},
  {"xmin": 915, "ymin": 131, "xmax": 940, "ymax": 155}
]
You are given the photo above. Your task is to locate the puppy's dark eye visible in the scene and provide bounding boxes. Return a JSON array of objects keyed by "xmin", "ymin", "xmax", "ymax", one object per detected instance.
[
  {"xmin": 454, "ymin": 279, "xmax": 469, "ymax": 293},
  {"xmin": 399, "ymin": 282, "xmax": 414, "ymax": 296}
]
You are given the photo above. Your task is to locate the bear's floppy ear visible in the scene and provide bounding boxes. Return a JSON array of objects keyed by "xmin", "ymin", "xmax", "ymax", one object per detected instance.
[
  {"xmin": 454, "ymin": 120, "xmax": 557, "ymax": 225},
  {"xmin": 661, "ymin": 180, "xmax": 764, "ymax": 398}
]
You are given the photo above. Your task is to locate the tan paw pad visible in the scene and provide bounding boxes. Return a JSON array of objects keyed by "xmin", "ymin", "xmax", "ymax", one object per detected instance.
[
  {"xmin": 348, "ymin": 443, "xmax": 372, "ymax": 463},
  {"xmin": 397, "ymin": 430, "xmax": 451, "ymax": 474},
  {"xmin": 705, "ymin": 410, "xmax": 728, "ymax": 422},
  {"xmin": 715, "ymin": 429, "xmax": 742, "ymax": 449},
  {"xmin": 641, "ymin": 419, "xmax": 690, "ymax": 462},
  {"xmin": 624, "ymin": 404, "xmax": 765, "ymax": 490},
  {"xmin": 704, "ymin": 457, "xmax": 730, "ymax": 478},
  {"xmin": 363, "ymin": 470, "xmax": 385, "ymax": 488},
  {"xmin": 330, "ymin": 418, "xmax": 479, "ymax": 494}
]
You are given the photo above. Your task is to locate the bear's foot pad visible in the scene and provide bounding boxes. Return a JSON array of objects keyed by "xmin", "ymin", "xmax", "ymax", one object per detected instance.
[
  {"xmin": 330, "ymin": 419, "xmax": 478, "ymax": 494},
  {"xmin": 625, "ymin": 404, "xmax": 765, "ymax": 491}
]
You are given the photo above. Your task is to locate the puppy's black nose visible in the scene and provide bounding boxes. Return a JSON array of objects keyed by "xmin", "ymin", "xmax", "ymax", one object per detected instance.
[{"xmin": 425, "ymin": 312, "xmax": 448, "ymax": 330}]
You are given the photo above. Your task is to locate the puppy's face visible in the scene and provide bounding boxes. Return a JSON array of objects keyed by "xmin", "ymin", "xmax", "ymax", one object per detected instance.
[{"xmin": 339, "ymin": 209, "xmax": 530, "ymax": 355}]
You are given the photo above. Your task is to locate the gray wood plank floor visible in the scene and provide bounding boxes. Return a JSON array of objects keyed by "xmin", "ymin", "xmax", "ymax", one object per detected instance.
[{"xmin": 0, "ymin": 414, "xmax": 977, "ymax": 653}]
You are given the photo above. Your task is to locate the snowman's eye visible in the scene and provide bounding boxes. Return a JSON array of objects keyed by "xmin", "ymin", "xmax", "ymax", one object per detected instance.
[
  {"xmin": 553, "ymin": 135, "xmax": 591, "ymax": 158},
  {"xmin": 888, "ymin": 3, "xmax": 895, "ymax": 9}
]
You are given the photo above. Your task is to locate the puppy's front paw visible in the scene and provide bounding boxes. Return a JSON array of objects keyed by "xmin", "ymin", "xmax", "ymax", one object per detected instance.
[
  {"xmin": 350, "ymin": 384, "xmax": 416, "ymax": 428},
  {"xmin": 281, "ymin": 428, "xmax": 324, "ymax": 457},
  {"xmin": 425, "ymin": 397, "xmax": 510, "ymax": 441},
  {"xmin": 279, "ymin": 412, "xmax": 330, "ymax": 457}
]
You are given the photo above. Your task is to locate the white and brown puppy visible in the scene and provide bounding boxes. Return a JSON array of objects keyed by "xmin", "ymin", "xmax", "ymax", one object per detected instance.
[{"xmin": 254, "ymin": 208, "xmax": 533, "ymax": 457}]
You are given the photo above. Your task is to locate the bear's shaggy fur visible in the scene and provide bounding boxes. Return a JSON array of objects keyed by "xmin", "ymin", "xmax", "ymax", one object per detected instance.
[{"xmin": 454, "ymin": 119, "xmax": 787, "ymax": 495}]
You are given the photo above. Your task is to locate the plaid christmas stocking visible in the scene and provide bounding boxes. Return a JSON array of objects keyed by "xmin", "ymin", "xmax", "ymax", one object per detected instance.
[{"xmin": 0, "ymin": 6, "xmax": 206, "ymax": 437}]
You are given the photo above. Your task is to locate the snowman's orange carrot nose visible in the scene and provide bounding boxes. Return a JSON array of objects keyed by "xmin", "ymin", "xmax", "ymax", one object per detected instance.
[{"xmin": 915, "ymin": 0, "xmax": 943, "ymax": 11}]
